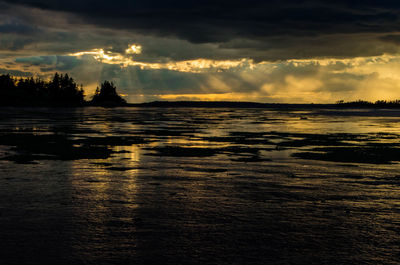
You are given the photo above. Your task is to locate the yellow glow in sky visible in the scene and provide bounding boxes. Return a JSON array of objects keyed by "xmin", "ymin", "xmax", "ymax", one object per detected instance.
[
  {"xmin": 125, "ymin": 44, "xmax": 142, "ymax": 55},
  {"xmin": 157, "ymin": 92, "xmax": 264, "ymax": 101}
]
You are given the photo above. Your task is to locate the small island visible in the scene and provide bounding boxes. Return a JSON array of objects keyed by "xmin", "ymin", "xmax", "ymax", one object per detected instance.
[
  {"xmin": 0, "ymin": 73, "xmax": 126, "ymax": 107},
  {"xmin": 91, "ymin": 80, "xmax": 127, "ymax": 107}
]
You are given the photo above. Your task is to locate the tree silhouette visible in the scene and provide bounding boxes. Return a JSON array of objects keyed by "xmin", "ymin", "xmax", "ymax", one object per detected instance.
[
  {"xmin": 0, "ymin": 74, "xmax": 17, "ymax": 105},
  {"xmin": 0, "ymin": 73, "xmax": 130, "ymax": 107},
  {"xmin": 0, "ymin": 73, "xmax": 84, "ymax": 106},
  {"xmin": 48, "ymin": 73, "xmax": 84, "ymax": 104},
  {"xmin": 90, "ymin": 80, "xmax": 126, "ymax": 106}
]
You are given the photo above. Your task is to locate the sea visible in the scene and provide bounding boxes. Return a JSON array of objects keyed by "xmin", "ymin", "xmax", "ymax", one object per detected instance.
[{"xmin": 1, "ymin": 106, "xmax": 400, "ymax": 264}]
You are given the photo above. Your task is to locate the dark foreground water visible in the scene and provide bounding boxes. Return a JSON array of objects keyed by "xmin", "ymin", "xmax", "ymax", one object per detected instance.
[{"xmin": 1, "ymin": 107, "xmax": 400, "ymax": 264}]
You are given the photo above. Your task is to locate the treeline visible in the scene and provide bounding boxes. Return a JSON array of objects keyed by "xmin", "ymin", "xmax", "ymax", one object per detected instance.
[
  {"xmin": 0, "ymin": 73, "xmax": 126, "ymax": 107},
  {"xmin": 336, "ymin": 100, "xmax": 400, "ymax": 108}
]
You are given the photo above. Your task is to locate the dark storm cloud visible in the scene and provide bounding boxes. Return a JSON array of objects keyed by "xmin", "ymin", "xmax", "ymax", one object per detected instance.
[
  {"xmin": 3, "ymin": 0, "xmax": 400, "ymax": 43},
  {"xmin": 0, "ymin": 22, "xmax": 39, "ymax": 34},
  {"xmin": 15, "ymin": 55, "xmax": 82, "ymax": 70}
]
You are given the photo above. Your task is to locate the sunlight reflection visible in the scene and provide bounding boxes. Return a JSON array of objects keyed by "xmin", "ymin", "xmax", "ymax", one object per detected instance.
[{"xmin": 114, "ymin": 145, "xmax": 141, "ymax": 163}]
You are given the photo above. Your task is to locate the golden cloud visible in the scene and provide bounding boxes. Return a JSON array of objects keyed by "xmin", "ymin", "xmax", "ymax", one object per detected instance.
[{"xmin": 69, "ymin": 44, "xmax": 249, "ymax": 72}]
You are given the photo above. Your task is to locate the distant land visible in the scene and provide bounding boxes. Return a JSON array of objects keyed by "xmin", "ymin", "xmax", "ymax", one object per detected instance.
[
  {"xmin": 130, "ymin": 100, "xmax": 400, "ymax": 109},
  {"xmin": 131, "ymin": 101, "xmax": 331, "ymax": 109}
]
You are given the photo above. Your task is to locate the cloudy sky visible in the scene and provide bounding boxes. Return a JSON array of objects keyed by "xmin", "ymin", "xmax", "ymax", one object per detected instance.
[{"xmin": 2, "ymin": 0, "xmax": 400, "ymax": 103}]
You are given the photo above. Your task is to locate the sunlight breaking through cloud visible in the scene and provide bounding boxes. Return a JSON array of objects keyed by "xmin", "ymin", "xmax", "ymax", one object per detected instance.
[
  {"xmin": 69, "ymin": 45, "xmax": 249, "ymax": 73},
  {"xmin": 125, "ymin": 44, "xmax": 142, "ymax": 55}
]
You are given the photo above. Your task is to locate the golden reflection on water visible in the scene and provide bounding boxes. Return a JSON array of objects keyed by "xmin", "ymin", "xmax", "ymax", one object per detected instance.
[
  {"xmin": 69, "ymin": 157, "xmax": 140, "ymax": 260},
  {"xmin": 163, "ymin": 137, "xmax": 230, "ymax": 148},
  {"xmin": 114, "ymin": 145, "xmax": 141, "ymax": 163}
]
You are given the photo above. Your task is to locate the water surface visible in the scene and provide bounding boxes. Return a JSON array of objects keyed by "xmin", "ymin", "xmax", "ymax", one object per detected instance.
[{"xmin": 1, "ymin": 107, "xmax": 400, "ymax": 264}]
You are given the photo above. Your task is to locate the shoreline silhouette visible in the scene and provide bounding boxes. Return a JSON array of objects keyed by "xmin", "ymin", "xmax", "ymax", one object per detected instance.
[{"xmin": 1, "ymin": 73, "xmax": 400, "ymax": 108}]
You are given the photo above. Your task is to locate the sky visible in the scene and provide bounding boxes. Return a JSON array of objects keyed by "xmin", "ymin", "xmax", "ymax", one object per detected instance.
[{"xmin": 2, "ymin": 0, "xmax": 400, "ymax": 103}]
